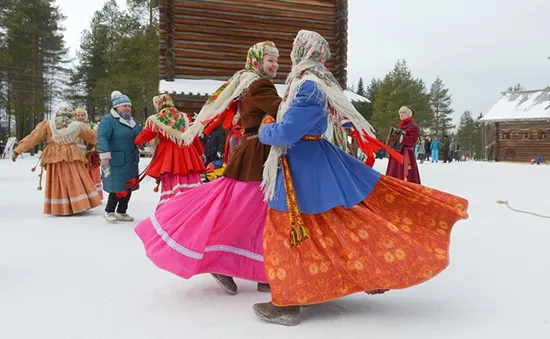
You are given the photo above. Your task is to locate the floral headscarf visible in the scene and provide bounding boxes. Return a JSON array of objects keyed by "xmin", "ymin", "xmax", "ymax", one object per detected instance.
[
  {"xmin": 48, "ymin": 105, "xmax": 83, "ymax": 144},
  {"xmin": 146, "ymin": 94, "xmax": 190, "ymax": 146},
  {"xmin": 182, "ymin": 41, "xmax": 279, "ymax": 145},
  {"xmin": 54, "ymin": 106, "xmax": 75, "ymax": 130},
  {"xmin": 262, "ymin": 30, "xmax": 380, "ymax": 202}
]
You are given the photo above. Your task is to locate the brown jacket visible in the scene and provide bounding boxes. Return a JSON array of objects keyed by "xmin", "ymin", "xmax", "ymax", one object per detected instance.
[
  {"xmin": 223, "ymin": 78, "xmax": 281, "ymax": 182},
  {"xmin": 15, "ymin": 121, "xmax": 97, "ymax": 166}
]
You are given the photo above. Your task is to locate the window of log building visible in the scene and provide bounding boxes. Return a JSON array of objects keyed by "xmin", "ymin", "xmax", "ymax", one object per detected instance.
[
  {"xmin": 541, "ymin": 130, "xmax": 549, "ymax": 140},
  {"xmin": 500, "ymin": 129, "xmax": 511, "ymax": 139},
  {"xmin": 520, "ymin": 129, "xmax": 530, "ymax": 140},
  {"xmin": 530, "ymin": 129, "xmax": 540, "ymax": 139}
]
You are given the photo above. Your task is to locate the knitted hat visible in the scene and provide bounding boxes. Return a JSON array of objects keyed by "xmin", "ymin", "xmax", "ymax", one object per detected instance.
[
  {"xmin": 111, "ymin": 91, "xmax": 131, "ymax": 108},
  {"xmin": 398, "ymin": 106, "xmax": 415, "ymax": 118}
]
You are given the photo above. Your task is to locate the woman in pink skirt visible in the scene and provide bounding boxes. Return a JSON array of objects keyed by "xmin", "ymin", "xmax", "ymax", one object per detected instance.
[
  {"xmin": 134, "ymin": 94, "xmax": 206, "ymax": 206},
  {"xmin": 134, "ymin": 41, "xmax": 281, "ymax": 294}
]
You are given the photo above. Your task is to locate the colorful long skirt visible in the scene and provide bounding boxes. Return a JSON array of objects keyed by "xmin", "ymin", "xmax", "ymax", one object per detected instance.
[
  {"xmin": 158, "ymin": 172, "xmax": 202, "ymax": 206},
  {"xmin": 44, "ymin": 161, "xmax": 102, "ymax": 215},
  {"xmin": 264, "ymin": 175, "xmax": 468, "ymax": 306},
  {"xmin": 135, "ymin": 177, "xmax": 268, "ymax": 282}
]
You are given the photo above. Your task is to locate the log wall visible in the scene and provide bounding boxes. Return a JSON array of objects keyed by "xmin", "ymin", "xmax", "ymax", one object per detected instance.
[
  {"xmin": 495, "ymin": 121, "xmax": 550, "ymax": 162},
  {"xmin": 159, "ymin": 0, "xmax": 348, "ymax": 87}
]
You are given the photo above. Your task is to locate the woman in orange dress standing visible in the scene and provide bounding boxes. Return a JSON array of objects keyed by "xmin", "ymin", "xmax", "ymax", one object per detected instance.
[{"xmin": 12, "ymin": 106, "xmax": 101, "ymax": 215}]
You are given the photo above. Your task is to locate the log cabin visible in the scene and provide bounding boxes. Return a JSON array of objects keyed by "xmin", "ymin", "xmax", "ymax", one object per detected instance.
[
  {"xmin": 156, "ymin": 0, "xmax": 367, "ymax": 113},
  {"xmin": 481, "ymin": 89, "xmax": 550, "ymax": 162}
]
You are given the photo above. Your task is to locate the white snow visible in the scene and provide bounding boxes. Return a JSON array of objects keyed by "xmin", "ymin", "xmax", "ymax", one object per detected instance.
[
  {"xmin": 159, "ymin": 79, "xmax": 370, "ymax": 103},
  {"xmin": 1, "ymin": 156, "xmax": 550, "ymax": 339},
  {"xmin": 481, "ymin": 89, "xmax": 550, "ymax": 122}
]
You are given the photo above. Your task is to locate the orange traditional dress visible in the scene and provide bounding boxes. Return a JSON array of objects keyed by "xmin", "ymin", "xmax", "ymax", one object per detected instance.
[
  {"xmin": 254, "ymin": 31, "xmax": 468, "ymax": 326},
  {"xmin": 13, "ymin": 107, "xmax": 102, "ymax": 215},
  {"xmin": 134, "ymin": 94, "xmax": 205, "ymax": 206}
]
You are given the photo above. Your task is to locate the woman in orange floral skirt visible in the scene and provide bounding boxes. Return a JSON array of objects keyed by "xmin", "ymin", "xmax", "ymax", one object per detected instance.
[
  {"xmin": 12, "ymin": 106, "xmax": 102, "ymax": 215},
  {"xmin": 253, "ymin": 30, "xmax": 469, "ymax": 326}
]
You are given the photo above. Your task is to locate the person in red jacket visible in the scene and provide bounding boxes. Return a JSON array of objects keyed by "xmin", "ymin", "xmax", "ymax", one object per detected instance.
[
  {"xmin": 385, "ymin": 106, "xmax": 421, "ymax": 184},
  {"xmin": 135, "ymin": 94, "xmax": 206, "ymax": 206}
]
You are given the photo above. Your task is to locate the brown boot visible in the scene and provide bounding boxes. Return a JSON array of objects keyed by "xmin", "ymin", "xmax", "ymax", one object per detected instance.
[
  {"xmin": 211, "ymin": 273, "xmax": 237, "ymax": 295},
  {"xmin": 257, "ymin": 283, "xmax": 271, "ymax": 292},
  {"xmin": 253, "ymin": 302, "xmax": 300, "ymax": 326}
]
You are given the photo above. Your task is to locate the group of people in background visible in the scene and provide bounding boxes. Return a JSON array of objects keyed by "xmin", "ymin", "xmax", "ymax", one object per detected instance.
[
  {"xmin": 8, "ymin": 30, "xmax": 469, "ymax": 327},
  {"xmin": 416, "ymin": 135, "xmax": 461, "ymax": 164}
]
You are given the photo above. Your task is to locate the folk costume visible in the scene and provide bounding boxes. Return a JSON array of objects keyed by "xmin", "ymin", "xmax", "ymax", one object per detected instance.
[
  {"xmin": 74, "ymin": 107, "xmax": 103, "ymax": 199},
  {"xmin": 13, "ymin": 106, "xmax": 102, "ymax": 215},
  {"xmin": 385, "ymin": 106, "xmax": 421, "ymax": 184},
  {"xmin": 134, "ymin": 41, "xmax": 282, "ymax": 293},
  {"xmin": 134, "ymin": 94, "xmax": 205, "ymax": 206},
  {"xmin": 253, "ymin": 30, "xmax": 469, "ymax": 326}
]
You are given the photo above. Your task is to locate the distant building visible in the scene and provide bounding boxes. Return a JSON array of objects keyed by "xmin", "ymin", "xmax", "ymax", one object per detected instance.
[{"xmin": 481, "ymin": 89, "xmax": 550, "ymax": 162}]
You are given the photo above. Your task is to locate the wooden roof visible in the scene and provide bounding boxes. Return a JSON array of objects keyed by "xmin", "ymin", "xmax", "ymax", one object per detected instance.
[{"xmin": 159, "ymin": 0, "xmax": 348, "ymax": 87}]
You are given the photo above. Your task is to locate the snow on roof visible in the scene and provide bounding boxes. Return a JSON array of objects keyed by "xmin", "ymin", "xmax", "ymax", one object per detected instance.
[
  {"xmin": 159, "ymin": 79, "xmax": 370, "ymax": 103},
  {"xmin": 481, "ymin": 89, "xmax": 550, "ymax": 122}
]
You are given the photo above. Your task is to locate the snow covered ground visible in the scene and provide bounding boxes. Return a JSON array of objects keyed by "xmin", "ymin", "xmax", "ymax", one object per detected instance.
[{"xmin": 1, "ymin": 155, "xmax": 549, "ymax": 339}]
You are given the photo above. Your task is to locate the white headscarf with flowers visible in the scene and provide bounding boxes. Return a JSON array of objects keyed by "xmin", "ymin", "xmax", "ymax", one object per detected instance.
[
  {"xmin": 181, "ymin": 41, "xmax": 279, "ymax": 145},
  {"xmin": 261, "ymin": 30, "xmax": 376, "ymax": 201},
  {"xmin": 49, "ymin": 106, "xmax": 84, "ymax": 145}
]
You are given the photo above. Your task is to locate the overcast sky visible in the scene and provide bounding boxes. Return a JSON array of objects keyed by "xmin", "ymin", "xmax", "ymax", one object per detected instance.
[{"xmin": 56, "ymin": 0, "xmax": 549, "ymax": 123}]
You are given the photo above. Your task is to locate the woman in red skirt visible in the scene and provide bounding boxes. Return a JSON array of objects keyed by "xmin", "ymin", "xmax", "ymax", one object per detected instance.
[{"xmin": 135, "ymin": 94, "xmax": 206, "ymax": 207}]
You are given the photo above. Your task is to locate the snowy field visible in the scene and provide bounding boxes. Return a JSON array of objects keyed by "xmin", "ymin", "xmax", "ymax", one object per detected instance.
[{"xmin": 1, "ymin": 155, "xmax": 549, "ymax": 339}]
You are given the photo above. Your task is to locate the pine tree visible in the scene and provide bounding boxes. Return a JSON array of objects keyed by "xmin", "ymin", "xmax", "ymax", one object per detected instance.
[
  {"xmin": 457, "ymin": 110, "xmax": 483, "ymax": 160},
  {"xmin": 362, "ymin": 78, "xmax": 381, "ymax": 122},
  {"xmin": 429, "ymin": 77, "xmax": 454, "ymax": 138},
  {"xmin": 371, "ymin": 60, "xmax": 431, "ymax": 141},
  {"xmin": 69, "ymin": 0, "xmax": 159, "ymax": 124},
  {"xmin": 356, "ymin": 77, "xmax": 366, "ymax": 96},
  {"xmin": 0, "ymin": 0, "xmax": 67, "ymax": 140}
]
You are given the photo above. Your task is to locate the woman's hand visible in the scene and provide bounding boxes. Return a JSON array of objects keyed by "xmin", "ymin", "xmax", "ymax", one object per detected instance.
[
  {"xmin": 101, "ymin": 158, "xmax": 110, "ymax": 168},
  {"xmin": 11, "ymin": 151, "xmax": 18, "ymax": 162}
]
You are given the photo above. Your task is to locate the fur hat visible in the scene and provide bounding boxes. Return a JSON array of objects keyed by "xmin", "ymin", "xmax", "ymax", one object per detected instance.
[
  {"xmin": 398, "ymin": 106, "xmax": 415, "ymax": 118},
  {"xmin": 111, "ymin": 91, "xmax": 131, "ymax": 108}
]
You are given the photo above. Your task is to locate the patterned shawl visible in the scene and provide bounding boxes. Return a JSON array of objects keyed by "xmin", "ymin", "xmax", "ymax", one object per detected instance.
[
  {"xmin": 261, "ymin": 30, "xmax": 377, "ymax": 201},
  {"xmin": 49, "ymin": 106, "xmax": 83, "ymax": 144},
  {"xmin": 146, "ymin": 94, "xmax": 190, "ymax": 146},
  {"xmin": 181, "ymin": 41, "xmax": 279, "ymax": 145}
]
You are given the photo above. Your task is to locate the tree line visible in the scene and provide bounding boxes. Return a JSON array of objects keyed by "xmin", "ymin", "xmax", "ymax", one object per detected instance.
[
  {"xmin": 0, "ymin": 0, "xmax": 158, "ymax": 142},
  {"xmin": 351, "ymin": 60, "xmax": 489, "ymax": 160}
]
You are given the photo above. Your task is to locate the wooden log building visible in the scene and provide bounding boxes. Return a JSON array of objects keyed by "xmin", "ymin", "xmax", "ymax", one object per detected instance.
[
  {"xmin": 481, "ymin": 89, "xmax": 550, "ymax": 162},
  {"xmin": 156, "ymin": 0, "xmax": 367, "ymax": 113}
]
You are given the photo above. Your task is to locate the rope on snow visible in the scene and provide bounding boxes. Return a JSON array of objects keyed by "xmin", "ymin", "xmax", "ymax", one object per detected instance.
[{"xmin": 496, "ymin": 200, "xmax": 550, "ymax": 219}]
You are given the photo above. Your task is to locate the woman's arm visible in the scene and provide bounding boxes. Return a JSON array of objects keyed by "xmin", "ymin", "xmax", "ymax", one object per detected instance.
[
  {"xmin": 14, "ymin": 121, "xmax": 48, "ymax": 154},
  {"xmin": 259, "ymin": 81, "xmax": 325, "ymax": 146},
  {"xmin": 134, "ymin": 127, "xmax": 156, "ymax": 146},
  {"xmin": 250, "ymin": 78, "xmax": 282, "ymax": 118},
  {"xmin": 97, "ymin": 115, "xmax": 113, "ymax": 160}
]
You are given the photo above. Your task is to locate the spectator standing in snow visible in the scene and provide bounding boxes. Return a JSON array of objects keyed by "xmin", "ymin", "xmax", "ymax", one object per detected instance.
[
  {"xmin": 97, "ymin": 91, "xmax": 142, "ymax": 223},
  {"xmin": 431, "ymin": 136, "xmax": 440, "ymax": 162},
  {"xmin": 418, "ymin": 137, "xmax": 426, "ymax": 163}
]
